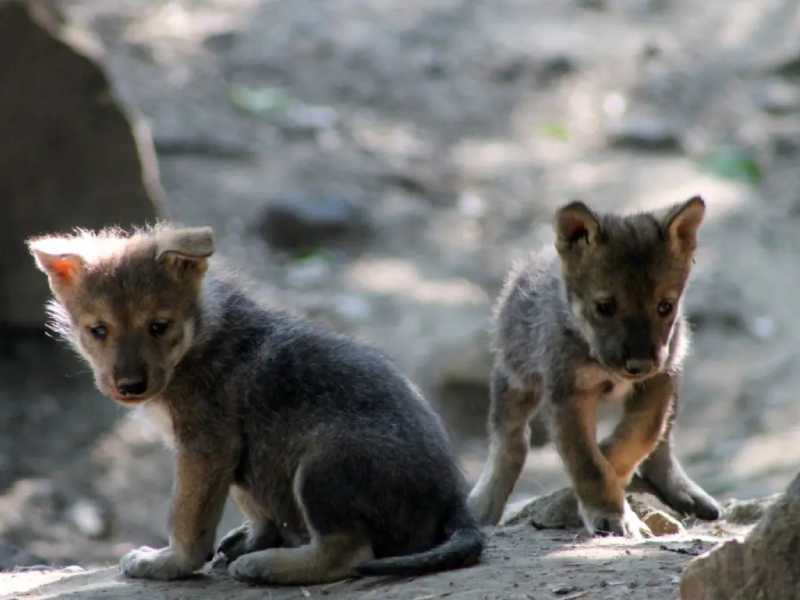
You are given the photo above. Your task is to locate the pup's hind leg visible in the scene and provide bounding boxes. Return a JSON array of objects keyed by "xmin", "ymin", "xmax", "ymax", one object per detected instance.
[
  {"xmin": 228, "ymin": 465, "xmax": 373, "ymax": 584},
  {"xmin": 228, "ymin": 532, "xmax": 373, "ymax": 584},
  {"xmin": 217, "ymin": 486, "xmax": 281, "ymax": 561},
  {"xmin": 468, "ymin": 367, "xmax": 541, "ymax": 525}
]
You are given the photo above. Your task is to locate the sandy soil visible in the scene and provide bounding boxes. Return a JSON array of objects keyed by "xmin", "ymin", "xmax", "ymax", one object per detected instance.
[{"xmin": 1, "ymin": 520, "xmax": 743, "ymax": 600}]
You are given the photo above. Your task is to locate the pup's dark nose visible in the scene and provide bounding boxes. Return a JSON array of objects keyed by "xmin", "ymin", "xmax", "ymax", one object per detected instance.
[
  {"xmin": 116, "ymin": 376, "xmax": 148, "ymax": 397},
  {"xmin": 624, "ymin": 359, "xmax": 654, "ymax": 377}
]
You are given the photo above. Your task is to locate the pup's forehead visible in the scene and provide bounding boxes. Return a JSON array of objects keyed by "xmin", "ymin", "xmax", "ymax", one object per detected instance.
[
  {"xmin": 82, "ymin": 248, "xmax": 197, "ymax": 315},
  {"xmin": 582, "ymin": 215, "xmax": 689, "ymax": 293}
]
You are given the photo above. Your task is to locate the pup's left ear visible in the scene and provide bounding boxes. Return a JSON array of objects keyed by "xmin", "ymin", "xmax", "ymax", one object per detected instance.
[
  {"xmin": 663, "ymin": 195, "xmax": 705, "ymax": 257},
  {"xmin": 28, "ymin": 238, "xmax": 87, "ymax": 300},
  {"xmin": 156, "ymin": 227, "xmax": 215, "ymax": 278}
]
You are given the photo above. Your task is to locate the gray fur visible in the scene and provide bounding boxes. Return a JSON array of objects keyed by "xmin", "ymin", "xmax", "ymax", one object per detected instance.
[{"xmin": 468, "ymin": 198, "xmax": 720, "ymax": 535}]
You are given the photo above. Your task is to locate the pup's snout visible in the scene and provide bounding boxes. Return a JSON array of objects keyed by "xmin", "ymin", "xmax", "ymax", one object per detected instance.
[
  {"xmin": 624, "ymin": 358, "xmax": 654, "ymax": 377},
  {"xmin": 116, "ymin": 375, "xmax": 148, "ymax": 397}
]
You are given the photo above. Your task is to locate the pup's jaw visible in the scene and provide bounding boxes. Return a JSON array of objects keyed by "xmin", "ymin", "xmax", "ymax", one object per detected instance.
[{"xmin": 104, "ymin": 384, "xmax": 167, "ymax": 406}]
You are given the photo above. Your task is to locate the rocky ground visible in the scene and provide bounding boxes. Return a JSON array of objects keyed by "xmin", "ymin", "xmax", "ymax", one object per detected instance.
[
  {"xmin": 2, "ymin": 0, "xmax": 800, "ymax": 598},
  {"xmin": 0, "ymin": 488, "xmax": 768, "ymax": 600}
]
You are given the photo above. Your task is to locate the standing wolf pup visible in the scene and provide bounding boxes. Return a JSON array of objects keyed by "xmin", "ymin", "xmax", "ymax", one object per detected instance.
[
  {"xmin": 29, "ymin": 226, "xmax": 482, "ymax": 583},
  {"xmin": 468, "ymin": 197, "xmax": 720, "ymax": 536}
]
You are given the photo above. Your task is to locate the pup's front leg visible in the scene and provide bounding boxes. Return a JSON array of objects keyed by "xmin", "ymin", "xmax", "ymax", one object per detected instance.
[
  {"xmin": 551, "ymin": 391, "xmax": 649, "ymax": 538},
  {"xmin": 121, "ymin": 450, "xmax": 231, "ymax": 580},
  {"xmin": 600, "ymin": 373, "xmax": 675, "ymax": 488}
]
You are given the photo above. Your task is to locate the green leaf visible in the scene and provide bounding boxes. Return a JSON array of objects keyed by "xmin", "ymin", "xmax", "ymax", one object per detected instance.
[
  {"xmin": 541, "ymin": 122, "xmax": 569, "ymax": 141},
  {"xmin": 228, "ymin": 84, "xmax": 292, "ymax": 117},
  {"xmin": 699, "ymin": 147, "xmax": 763, "ymax": 184}
]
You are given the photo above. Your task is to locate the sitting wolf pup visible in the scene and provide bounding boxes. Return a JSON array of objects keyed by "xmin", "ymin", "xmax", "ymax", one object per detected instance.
[
  {"xmin": 29, "ymin": 226, "xmax": 482, "ymax": 583},
  {"xmin": 468, "ymin": 197, "xmax": 720, "ymax": 536}
]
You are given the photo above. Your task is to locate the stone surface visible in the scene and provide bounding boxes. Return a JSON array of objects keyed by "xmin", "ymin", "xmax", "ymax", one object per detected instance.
[
  {"xmin": 641, "ymin": 509, "xmax": 685, "ymax": 536},
  {"xmin": 722, "ymin": 493, "xmax": 781, "ymax": 525},
  {"xmin": 504, "ymin": 477, "xmax": 684, "ymax": 534},
  {"xmin": 255, "ymin": 194, "xmax": 369, "ymax": 251},
  {"xmin": 681, "ymin": 472, "xmax": 800, "ymax": 600},
  {"xmin": 504, "ymin": 486, "xmax": 584, "ymax": 528},
  {"xmin": 0, "ymin": 1, "xmax": 161, "ymax": 328},
  {"xmin": 0, "ymin": 525, "xmax": 723, "ymax": 600},
  {"xmin": 608, "ymin": 116, "xmax": 682, "ymax": 151},
  {"xmin": 0, "ymin": 543, "xmax": 47, "ymax": 571}
]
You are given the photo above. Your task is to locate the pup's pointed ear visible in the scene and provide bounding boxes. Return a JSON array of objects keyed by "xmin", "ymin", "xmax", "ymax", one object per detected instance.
[
  {"xmin": 156, "ymin": 227, "xmax": 215, "ymax": 278},
  {"xmin": 555, "ymin": 201, "xmax": 601, "ymax": 254},
  {"xmin": 663, "ymin": 196, "xmax": 705, "ymax": 257},
  {"xmin": 28, "ymin": 239, "xmax": 87, "ymax": 297}
]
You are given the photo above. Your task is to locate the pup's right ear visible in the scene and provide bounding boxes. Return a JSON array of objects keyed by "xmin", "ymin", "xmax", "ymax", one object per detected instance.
[
  {"xmin": 156, "ymin": 227, "xmax": 215, "ymax": 281},
  {"xmin": 27, "ymin": 238, "xmax": 86, "ymax": 299},
  {"xmin": 555, "ymin": 201, "xmax": 601, "ymax": 254}
]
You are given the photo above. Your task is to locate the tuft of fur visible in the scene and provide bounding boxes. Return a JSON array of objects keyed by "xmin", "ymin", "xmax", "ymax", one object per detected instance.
[{"xmin": 29, "ymin": 225, "xmax": 483, "ymax": 584}]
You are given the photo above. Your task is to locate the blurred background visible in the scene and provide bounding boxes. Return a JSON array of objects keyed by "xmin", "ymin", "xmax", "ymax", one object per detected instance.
[{"xmin": 2, "ymin": 0, "xmax": 800, "ymax": 568}]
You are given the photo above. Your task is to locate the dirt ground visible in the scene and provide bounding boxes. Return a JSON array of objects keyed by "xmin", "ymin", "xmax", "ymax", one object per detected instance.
[
  {"xmin": 2, "ymin": 1, "xmax": 800, "ymax": 598},
  {"xmin": 0, "ymin": 521, "xmax": 744, "ymax": 600}
]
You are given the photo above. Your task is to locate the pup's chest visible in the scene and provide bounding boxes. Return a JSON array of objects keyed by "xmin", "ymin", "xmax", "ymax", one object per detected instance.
[
  {"xmin": 136, "ymin": 400, "xmax": 176, "ymax": 447},
  {"xmin": 573, "ymin": 364, "xmax": 633, "ymax": 403}
]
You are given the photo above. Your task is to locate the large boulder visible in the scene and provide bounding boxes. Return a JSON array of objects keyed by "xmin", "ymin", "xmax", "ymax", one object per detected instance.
[
  {"xmin": 0, "ymin": 1, "xmax": 162, "ymax": 328},
  {"xmin": 681, "ymin": 472, "xmax": 800, "ymax": 599}
]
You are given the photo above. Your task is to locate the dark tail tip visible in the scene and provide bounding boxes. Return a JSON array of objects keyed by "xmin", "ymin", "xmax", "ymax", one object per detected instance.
[{"xmin": 356, "ymin": 527, "xmax": 484, "ymax": 577}]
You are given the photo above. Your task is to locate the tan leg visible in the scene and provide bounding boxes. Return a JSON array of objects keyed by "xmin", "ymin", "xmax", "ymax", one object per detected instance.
[
  {"xmin": 552, "ymin": 391, "xmax": 649, "ymax": 538},
  {"xmin": 600, "ymin": 373, "xmax": 674, "ymax": 487},
  {"xmin": 228, "ymin": 531, "xmax": 373, "ymax": 584},
  {"xmin": 468, "ymin": 368, "xmax": 541, "ymax": 525},
  {"xmin": 120, "ymin": 450, "xmax": 231, "ymax": 580},
  {"xmin": 639, "ymin": 375, "xmax": 721, "ymax": 520}
]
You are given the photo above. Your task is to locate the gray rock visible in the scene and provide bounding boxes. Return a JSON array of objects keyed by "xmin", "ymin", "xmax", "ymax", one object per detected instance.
[
  {"xmin": 504, "ymin": 487, "xmax": 583, "ymax": 529},
  {"xmin": 722, "ymin": 494, "xmax": 782, "ymax": 525},
  {"xmin": 0, "ymin": 542, "xmax": 47, "ymax": 571},
  {"xmin": 754, "ymin": 80, "xmax": 800, "ymax": 115},
  {"xmin": 280, "ymin": 104, "xmax": 339, "ymax": 134},
  {"xmin": 770, "ymin": 51, "xmax": 800, "ymax": 78},
  {"xmin": 608, "ymin": 116, "xmax": 682, "ymax": 151},
  {"xmin": 255, "ymin": 194, "xmax": 369, "ymax": 251},
  {"xmin": 681, "ymin": 472, "xmax": 800, "ymax": 599},
  {"xmin": 0, "ymin": 1, "xmax": 161, "ymax": 328},
  {"xmin": 504, "ymin": 476, "xmax": 683, "ymax": 530}
]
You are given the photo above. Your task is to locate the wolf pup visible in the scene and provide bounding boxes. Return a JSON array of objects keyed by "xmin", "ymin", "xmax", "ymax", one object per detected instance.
[
  {"xmin": 29, "ymin": 226, "xmax": 482, "ymax": 583},
  {"xmin": 468, "ymin": 197, "xmax": 720, "ymax": 536}
]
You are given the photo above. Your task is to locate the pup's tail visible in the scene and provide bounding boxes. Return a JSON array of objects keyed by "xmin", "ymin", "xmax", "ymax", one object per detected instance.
[{"xmin": 356, "ymin": 503, "xmax": 484, "ymax": 577}]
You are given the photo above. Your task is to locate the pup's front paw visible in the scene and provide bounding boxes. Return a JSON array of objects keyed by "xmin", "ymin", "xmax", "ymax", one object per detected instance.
[
  {"xmin": 228, "ymin": 551, "xmax": 273, "ymax": 583},
  {"xmin": 120, "ymin": 546, "xmax": 195, "ymax": 580},
  {"xmin": 579, "ymin": 500, "xmax": 652, "ymax": 539}
]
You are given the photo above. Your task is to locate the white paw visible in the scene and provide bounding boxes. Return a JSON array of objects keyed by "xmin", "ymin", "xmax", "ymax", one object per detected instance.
[
  {"xmin": 119, "ymin": 546, "xmax": 195, "ymax": 580},
  {"xmin": 228, "ymin": 551, "xmax": 272, "ymax": 583},
  {"xmin": 578, "ymin": 499, "xmax": 652, "ymax": 539}
]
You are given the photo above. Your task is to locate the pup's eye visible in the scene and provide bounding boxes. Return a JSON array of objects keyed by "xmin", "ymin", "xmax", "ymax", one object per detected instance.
[
  {"xmin": 149, "ymin": 320, "xmax": 171, "ymax": 337},
  {"xmin": 657, "ymin": 300, "xmax": 674, "ymax": 317},
  {"xmin": 595, "ymin": 299, "xmax": 616, "ymax": 318},
  {"xmin": 88, "ymin": 324, "xmax": 108, "ymax": 340}
]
